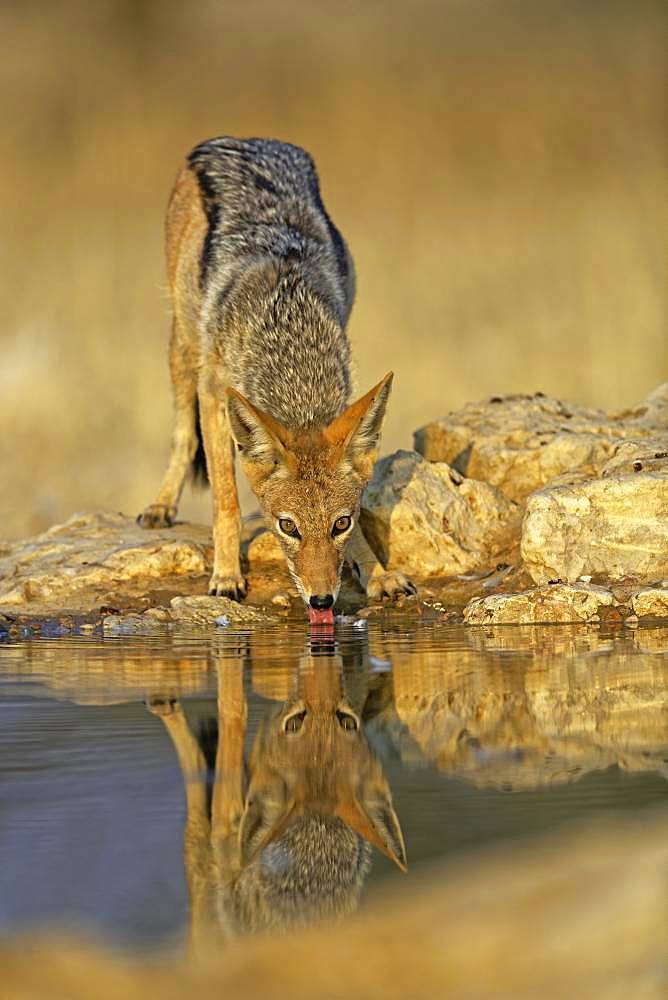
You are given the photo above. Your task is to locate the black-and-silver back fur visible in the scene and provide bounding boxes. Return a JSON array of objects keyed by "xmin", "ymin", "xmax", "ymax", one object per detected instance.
[{"xmin": 188, "ymin": 137, "xmax": 355, "ymax": 429}]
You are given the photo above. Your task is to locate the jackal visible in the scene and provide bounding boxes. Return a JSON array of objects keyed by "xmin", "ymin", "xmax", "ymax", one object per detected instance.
[
  {"xmin": 147, "ymin": 648, "xmax": 406, "ymax": 946},
  {"xmin": 138, "ymin": 137, "xmax": 415, "ymax": 622}
]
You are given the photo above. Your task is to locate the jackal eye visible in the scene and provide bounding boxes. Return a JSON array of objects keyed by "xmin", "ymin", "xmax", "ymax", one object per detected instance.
[
  {"xmin": 332, "ymin": 515, "xmax": 352, "ymax": 537},
  {"xmin": 278, "ymin": 517, "xmax": 300, "ymax": 539},
  {"xmin": 336, "ymin": 709, "xmax": 358, "ymax": 732},
  {"xmin": 284, "ymin": 709, "xmax": 306, "ymax": 733}
]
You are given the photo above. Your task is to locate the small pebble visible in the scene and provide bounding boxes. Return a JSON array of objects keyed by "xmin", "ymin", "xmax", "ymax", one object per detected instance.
[
  {"xmin": 271, "ymin": 593, "xmax": 291, "ymax": 607},
  {"xmin": 215, "ymin": 615, "xmax": 230, "ymax": 628}
]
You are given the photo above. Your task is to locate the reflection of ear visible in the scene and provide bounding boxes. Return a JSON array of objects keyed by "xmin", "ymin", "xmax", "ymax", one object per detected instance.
[
  {"xmin": 238, "ymin": 794, "xmax": 297, "ymax": 868},
  {"xmin": 336, "ymin": 790, "xmax": 407, "ymax": 871},
  {"xmin": 226, "ymin": 388, "xmax": 292, "ymax": 474},
  {"xmin": 323, "ymin": 373, "xmax": 393, "ymax": 481}
]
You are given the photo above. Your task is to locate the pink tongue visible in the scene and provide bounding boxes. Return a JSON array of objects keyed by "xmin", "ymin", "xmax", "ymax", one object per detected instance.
[{"xmin": 308, "ymin": 607, "xmax": 335, "ymax": 626}]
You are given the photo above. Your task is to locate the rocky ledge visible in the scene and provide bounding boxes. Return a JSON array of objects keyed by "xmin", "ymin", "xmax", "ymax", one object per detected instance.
[{"xmin": 1, "ymin": 384, "xmax": 666, "ymax": 634}]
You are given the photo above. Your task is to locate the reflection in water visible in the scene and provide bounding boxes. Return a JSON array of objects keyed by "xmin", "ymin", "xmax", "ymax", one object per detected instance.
[
  {"xmin": 370, "ymin": 624, "xmax": 667, "ymax": 789},
  {"xmin": 146, "ymin": 642, "xmax": 405, "ymax": 947},
  {"xmin": 0, "ymin": 620, "xmax": 665, "ymax": 953}
]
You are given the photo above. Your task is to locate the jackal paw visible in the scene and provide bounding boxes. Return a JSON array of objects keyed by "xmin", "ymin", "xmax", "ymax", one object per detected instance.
[
  {"xmin": 145, "ymin": 695, "xmax": 180, "ymax": 716},
  {"xmin": 367, "ymin": 571, "xmax": 417, "ymax": 602},
  {"xmin": 137, "ymin": 504, "xmax": 177, "ymax": 529},
  {"xmin": 208, "ymin": 572, "xmax": 247, "ymax": 602}
]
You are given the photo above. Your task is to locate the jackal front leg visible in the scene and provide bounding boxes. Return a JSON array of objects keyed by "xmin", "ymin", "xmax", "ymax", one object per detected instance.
[
  {"xmin": 347, "ymin": 523, "xmax": 417, "ymax": 602},
  {"xmin": 199, "ymin": 366, "xmax": 247, "ymax": 601}
]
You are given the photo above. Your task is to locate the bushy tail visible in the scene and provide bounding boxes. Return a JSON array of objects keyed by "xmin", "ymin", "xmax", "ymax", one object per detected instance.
[{"xmin": 192, "ymin": 398, "xmax": 209, "ymax": 486}]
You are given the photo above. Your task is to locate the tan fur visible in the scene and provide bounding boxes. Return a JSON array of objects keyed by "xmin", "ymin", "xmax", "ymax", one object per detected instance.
[
  {"xmin": 138, "ymin": 141, "xmax": 415, "ymax": 607},
  {"xmin": 139, "ymin": 168, "xmax": 207, "ymax": 529},
  {"xmin": 227, "ymin": 373, "xmax": 414, "ymax": 603},
  {"xmin": 139, "ymin": 164, "xmax": 246, "ymax": 596}
]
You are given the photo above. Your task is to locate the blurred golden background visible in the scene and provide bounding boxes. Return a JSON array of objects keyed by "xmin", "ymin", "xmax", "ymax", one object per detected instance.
[{"xmin": 1, "ymin": 0, "xmax": 666, "ymax": 539}]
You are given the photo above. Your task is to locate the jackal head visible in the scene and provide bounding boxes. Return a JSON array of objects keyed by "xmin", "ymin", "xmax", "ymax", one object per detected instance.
[
  {"xmin": 239, "ymin": 653, "xmax": 406, "ymax": 878},
  {"xmin": 227, "ymin": 373, "xmax": 393, "ymax": 622}
]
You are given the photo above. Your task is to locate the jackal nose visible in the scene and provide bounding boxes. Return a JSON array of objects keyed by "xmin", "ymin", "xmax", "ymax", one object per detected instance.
[{"xmin": 309, "ymin": 594, "xmax": 334, "ymax": 610}]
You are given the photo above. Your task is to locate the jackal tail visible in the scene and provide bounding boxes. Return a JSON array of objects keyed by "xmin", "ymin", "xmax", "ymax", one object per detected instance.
[{"xmin": 192, "ymin": 399, "xmax": 209, "ymax": 486}]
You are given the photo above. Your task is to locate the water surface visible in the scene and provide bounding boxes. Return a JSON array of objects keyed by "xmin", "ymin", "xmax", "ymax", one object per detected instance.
[{"xmin": 0, "ymin": 619, "xmax": 665, "ymax": 951}]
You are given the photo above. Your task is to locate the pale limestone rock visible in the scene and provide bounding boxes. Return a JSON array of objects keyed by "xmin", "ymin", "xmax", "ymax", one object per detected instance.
[
  {"xmin": 169, "ymin": 595, "xmax": 271, "ymax": 625},
  {"xmin": 414, "ymin": 384, "xmax": 668, "ymax": 503},
  {"xmin": 361, "ymin": 450, "xmax": 519, "ymax": 578},
  {"xmin": 632, "ymin": 586, "xmax": 668, "ymax": 618},
  {"xmin": 463, "ymin": 582, "xmax": 613, "ymax": 624},
  {"xmin": 521, "ymin": 472, "xmax": 668, "ymax": 585},
  {"xmin": 0, "ymin": 511, "xmax": 210, "ymax": 610},
  {"xmin": 144, "ymin": 607, "xmax": 171, "ymax": 622},
  {"xmin": 102, "ymin": 613, "xmax": 158, "ymax": 635},
  {"xmin": 246, "ymin": 529, "xmax": 283, "ymax": 569},
  {"xmin": 600, "ymin": 438, "xmax": 668, "ymax": 476}
]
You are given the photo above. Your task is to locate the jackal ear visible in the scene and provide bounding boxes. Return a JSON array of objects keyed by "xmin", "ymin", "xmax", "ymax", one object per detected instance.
[
  {"xmin": 336, "ymin": 787, "xmax": 407, "ymax": 871},
  {"xmin": 238, "ymin": 794, "xmax": 296, "ymax": 868},
  {"xmin": 226, "ymin": 388, "xmax": 292, "ymax": 475},
  {"xmin": 324, "ymin": 372, "xmax": 393, "ymax": 480}
]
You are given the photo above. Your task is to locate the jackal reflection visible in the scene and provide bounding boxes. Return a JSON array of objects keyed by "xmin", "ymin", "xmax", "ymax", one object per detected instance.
[{"xmin": 147, "ymin": 644, "xmax": 405, "ymax": 947}]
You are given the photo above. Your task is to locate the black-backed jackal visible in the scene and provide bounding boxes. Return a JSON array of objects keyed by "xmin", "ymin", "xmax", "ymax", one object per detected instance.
[{"xmin": 138, "ymin": 137, "xmax": 415, "ymax": 623}]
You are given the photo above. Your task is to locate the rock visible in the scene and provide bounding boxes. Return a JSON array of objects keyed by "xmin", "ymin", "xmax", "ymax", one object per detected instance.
[
  {"xmin": 246, "ymin": 529, "xmax": 283, "ymax": 569},
  {"xmin": 0, "ymin": 511, "xmax": 211, "ymax": 612},
  {"xmin": 102, "ymin": 613, "xmax": 158, "ymax": 635},
  {"xmin": 463, "ymin": 582, "xmax": 614, "ymax": 624},
  {"xmin": 414, "ymin": 384, "xmax": 668, "ymax": 503},
  {"xmin": 521, "ymin": 471, "xmax": 668, "ymax": 585},
  {"xmin": 632, "ymin": 586, "xmax": 668, "ymax": 618},
  {"xmin": 413, "ymin": 385, "xmax": 668, "ymax": 594},
  {"xmin": 168, "ymin": 595, "xmax": 272, "ymax": 625},
  {"xmin": 361, "ymin": 451, "xmax": 520, "ymax": 578},
  {"xmin": 242, "ymin": 528, "xmax": 295, "ymax": 607},
  {"xmin": 600, "ymin": 438, "xmax": 668, "ymax": 476},
  {"xmin": 144, "ymin": 607, "xmax": 171, "ymax": 622}
]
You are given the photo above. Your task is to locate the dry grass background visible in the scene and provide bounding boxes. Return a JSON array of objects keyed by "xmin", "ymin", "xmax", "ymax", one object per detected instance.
[{"xmin": 0, "ymin": 0, "xmax": 666, "ymax": 538}]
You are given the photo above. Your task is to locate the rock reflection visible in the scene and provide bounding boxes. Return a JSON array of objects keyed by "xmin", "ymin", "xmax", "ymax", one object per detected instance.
[
  {"xmin": 146, "ymin": 641, "xmax": 405, "ymax": 949},
  {"xmin": 370, "ymin": 626, "xmax": 668, "ymax": 789},
  {"xmin": 0, "ymin": 635, "xmax": 211, "ymax": 704}
]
